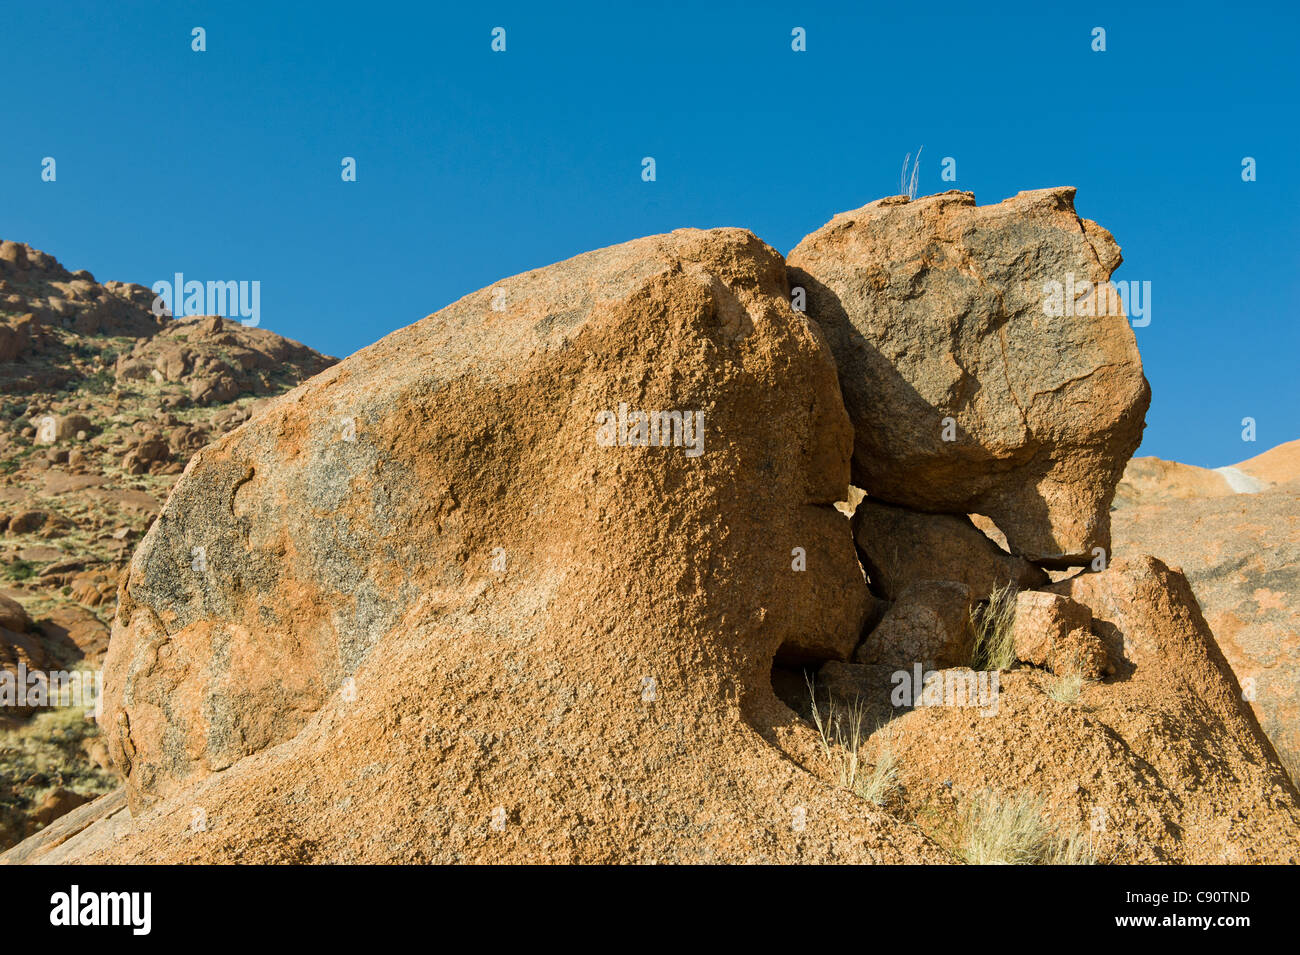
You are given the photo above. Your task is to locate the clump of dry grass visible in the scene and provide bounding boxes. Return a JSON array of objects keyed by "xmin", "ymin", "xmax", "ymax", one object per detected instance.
[
  {"xmin": 806, "ymin": 675, "xmax": 866, "ymax": 789},
  {"xmin": 1047, "ymin": 670, "xmax": 1086, "ymax": 704},
  {"xmin": 805, "ymin": 677, "xmax": 900, "ymax": 805},
  {"xmin": 900, "ymin": 147, "xmax": 924, "ymax": 200},
  {"xmin": 962, "ymin": 791, "xmax": 1096, "ymax": 864},
  {"xmin": 854, "ymin": 742, "xmax": 898, "ymax": 806},
  {"xmin": 970, "ymin": 581, "xmax": 1019, "ymax": 671}
]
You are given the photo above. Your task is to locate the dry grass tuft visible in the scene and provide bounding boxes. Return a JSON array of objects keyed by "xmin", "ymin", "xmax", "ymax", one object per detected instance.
[
  {"xmin": 962, "ymin": 791, "xmax": 1096, "ymax": 865},
  {"xmin": 970, "ymin": 581, "xmax": 1019, "ymax": 671}
]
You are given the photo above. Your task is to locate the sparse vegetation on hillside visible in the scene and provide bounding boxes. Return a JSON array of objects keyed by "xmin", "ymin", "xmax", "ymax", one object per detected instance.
[
  {"xmin": 0, "ymin": 705, "xmax": 117, "ymax": 849},
  {"xmin": 0, "ymin": 238, "xmax": 338, "ymax": 850}
]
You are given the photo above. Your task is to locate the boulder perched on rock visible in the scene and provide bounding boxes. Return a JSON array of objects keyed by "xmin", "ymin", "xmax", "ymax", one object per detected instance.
[
  {"xmin": 788, "ymin": 188, "xmax": 1150, "ymax": 565},
  {"xmin": 854, "ymin": 579, "xmax": 974, "ymax": 668},
  {"xmin": 1011, "ymin": 590, "xmax": 1108, "ymax": 679},
  {"xmin": 852, "ymin": 497, "xmax": 1047, "ymax": 601},
  {"xmin": 94, "ymin": 228, "xmax": 939, "ymax": 863}
]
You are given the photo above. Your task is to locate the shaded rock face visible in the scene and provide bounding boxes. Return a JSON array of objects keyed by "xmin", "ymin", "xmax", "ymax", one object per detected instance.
[
  {"xmin": 852, "ymin": 497, "xmax": 1046, "ymax": 602},
  {"xmin": 788, "ymin": 188, "xmax": 1150, "ymax": 566},
  {"xmin": 1, "ymin": 595, "xmax": 53, "ymax": 718},
  {"xmin": 1111, "ymin": 477, "xmax": 1300, "ymax": 784},
  {"xmin": 853, "ymin": 579, "xmax": 973, "ymax": 669},
  {"xmin": 96, "ymin": 228, "xmax": 943, "ymax": 863}
]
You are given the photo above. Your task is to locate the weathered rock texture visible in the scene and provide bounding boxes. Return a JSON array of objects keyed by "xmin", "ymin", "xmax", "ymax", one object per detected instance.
[
  {"xmin": 852, "ymin": 497, "xmax": 1046, "ymax": 602},
  {"xmin": 92, "ymin": 228, "xmax": 939, "ymax": 863},
  {"xmin": 789, "ymin": 188, "xmax": 1150, "ymax": 565}
]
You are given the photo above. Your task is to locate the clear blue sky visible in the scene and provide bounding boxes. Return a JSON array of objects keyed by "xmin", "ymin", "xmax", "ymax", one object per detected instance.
[{"xmin": 3, "ymin": 1, "xmax": 1296, "ymax": 467}]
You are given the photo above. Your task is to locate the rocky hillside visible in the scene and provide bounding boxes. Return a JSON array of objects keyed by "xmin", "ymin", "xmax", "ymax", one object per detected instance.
[
  {"xmin": 4, "ymin": 192, "xmax": 1297, "ymax": 864},
  {"xmin": 1114, "ymin": 440, "xmax": 1299, "ymax": 507},
  {"xmin": 1113, "ymin": 440, "xmax": 1300, "ymax": 784},
  {"xmin": 0, "ymin": 240, "xmax": 335, "ymax": 848}
]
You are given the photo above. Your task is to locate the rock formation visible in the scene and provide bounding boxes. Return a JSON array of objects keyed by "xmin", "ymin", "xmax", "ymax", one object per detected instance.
[
  {"xmin": 83, "ymin": 227, "xmax": 939, "ymax": 863},
  {"xmin": 4, "ymin": 195, "xmax": 1297, "ymax": 865}
]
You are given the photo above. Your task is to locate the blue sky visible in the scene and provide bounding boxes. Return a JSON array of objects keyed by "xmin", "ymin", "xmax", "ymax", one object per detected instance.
[{"xmin": 2, "ymin": 1, "xmax": 1296, "ymax": 467}]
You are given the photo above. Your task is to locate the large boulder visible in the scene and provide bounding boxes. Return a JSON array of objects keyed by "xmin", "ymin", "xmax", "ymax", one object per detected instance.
[
  {"xmin": 788, "ymin": 188, "xmax": 1150, "ymax": 565},
  {"xmin": 95, "ymin": 228, "xmax": 935, "ymax": 863}
]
